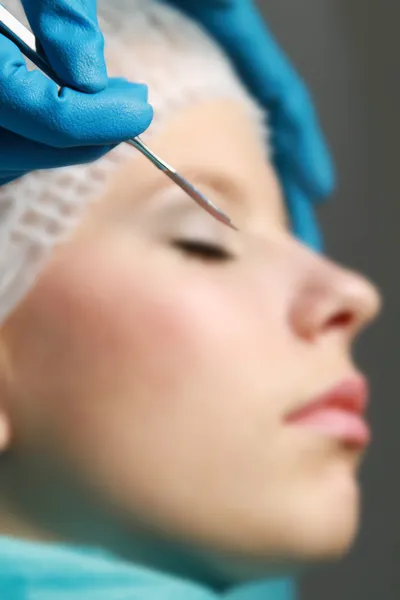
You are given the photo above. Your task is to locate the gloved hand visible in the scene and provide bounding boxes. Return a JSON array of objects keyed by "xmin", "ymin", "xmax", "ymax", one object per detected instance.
[
  {"xmin": 169, "ymin": 0, "xmax": 335, "ymax": 209},
  {"xmin": 0, "ymin": 0, "xmax": 153, "ymax": 186}
]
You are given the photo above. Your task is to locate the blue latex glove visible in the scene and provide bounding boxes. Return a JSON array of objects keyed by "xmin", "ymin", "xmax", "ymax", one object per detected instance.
[
  {"xmin": 169, "ymin": 0, "xmax": 335, "ymax": 206},
  {"xmin": 0, "ymin": 0, "xmax": 153, "ymax": 185}
]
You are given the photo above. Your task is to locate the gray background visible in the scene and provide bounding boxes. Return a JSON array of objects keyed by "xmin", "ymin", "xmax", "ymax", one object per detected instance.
[{"xmin": 257, "ymin": 1, "xmax": 400, "ymax": 599}]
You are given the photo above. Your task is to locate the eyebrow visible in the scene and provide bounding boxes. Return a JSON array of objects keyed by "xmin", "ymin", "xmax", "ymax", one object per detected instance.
[
  {"xmin": 123, "ymin": 164, "xmax": 246, "ymax": 218},
  {"xmin": 179, "ymin": 168, "xmax": 245, "ymax": 207}
]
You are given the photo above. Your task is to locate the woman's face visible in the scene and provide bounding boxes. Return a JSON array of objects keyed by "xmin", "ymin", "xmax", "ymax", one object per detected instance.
[{"xmin": 1, "ymin": 100, "xmax": 381, "ymax": 567}]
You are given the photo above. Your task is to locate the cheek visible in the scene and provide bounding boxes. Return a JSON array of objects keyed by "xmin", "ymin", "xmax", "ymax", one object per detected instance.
[
  {"xmin": 28, "ymin": 238, "xmax": 250, "ymax": 422},
  {"xmin": 32, "ymin": 243, "xmax": 265, "ymax": 487}
]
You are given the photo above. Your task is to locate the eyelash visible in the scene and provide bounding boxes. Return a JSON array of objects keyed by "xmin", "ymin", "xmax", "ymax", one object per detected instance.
[{"xmin": 171, "ymin": 239, "xmax": 234, "ymax": 261}]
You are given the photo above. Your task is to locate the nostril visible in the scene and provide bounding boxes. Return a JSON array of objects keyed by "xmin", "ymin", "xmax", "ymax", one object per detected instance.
[{"xmin": 324, "ymin": 310, "xmax": 353, "ymax": 330}]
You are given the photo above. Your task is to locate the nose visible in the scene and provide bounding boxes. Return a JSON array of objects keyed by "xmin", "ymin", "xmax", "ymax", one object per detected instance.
[{"xmin": 290, "ymin": 258, "xmax": 382, "ymax": 342}]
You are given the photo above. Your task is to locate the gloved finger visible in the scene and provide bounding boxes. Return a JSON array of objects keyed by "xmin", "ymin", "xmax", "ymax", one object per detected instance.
[
  {"xmin": 278, "ymin": 162, "xmax": 324, "ymax": 252},
  {"xmin": 21, "ymin": 0, "xmax": 108, "ymax": 93},
  {"xmin": 0, "ymin": 127, "xmax": 118, "ymax": 170},
  {"xmin": 0, "ymin": 39, "xmax": 153, "ymax": 147},
  {"xmin": 182, "ymin": 1, "xmax": 335, "ymax": 201}
]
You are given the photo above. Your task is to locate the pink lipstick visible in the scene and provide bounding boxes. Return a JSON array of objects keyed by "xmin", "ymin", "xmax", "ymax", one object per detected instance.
[{"xmin": 285, "ymin": 376, "xmax": 370, "ymax": 447}]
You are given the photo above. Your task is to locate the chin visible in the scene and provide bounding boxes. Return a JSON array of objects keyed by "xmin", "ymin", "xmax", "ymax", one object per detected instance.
[
  {"xmin": 216, "ymin": 474, "xmax": 362, "ymax": 568},
  {"xmin": 274, "ymin": 479, "xmax": 361, "ymax": 563},
  {"xmin": 286, "ymin": 512, "xmax": 359, "ymax": 563},
  {"xmin": 203, "ymin": 506, "xmax": 360, "ymax": 586},
  {"xmin": 203, "ymin": 505, "xmax": 359, "ymax": 579}
]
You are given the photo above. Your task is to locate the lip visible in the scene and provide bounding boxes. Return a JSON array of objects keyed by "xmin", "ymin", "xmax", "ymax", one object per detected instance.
[{"xmin": 285, "ymin": 375, "xmax": 370, "ymax": 448}]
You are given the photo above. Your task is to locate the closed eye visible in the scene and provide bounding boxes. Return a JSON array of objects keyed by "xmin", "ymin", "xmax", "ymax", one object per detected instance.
[{"xmin": 171, "ymin": 239, "xmax": 234, "ymax": 261}]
